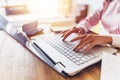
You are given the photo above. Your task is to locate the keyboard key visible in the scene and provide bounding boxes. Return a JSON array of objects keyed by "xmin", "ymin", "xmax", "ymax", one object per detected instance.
[{"xmin": 39, "ymin": 34, "xmax": 97, "ymax": 66}]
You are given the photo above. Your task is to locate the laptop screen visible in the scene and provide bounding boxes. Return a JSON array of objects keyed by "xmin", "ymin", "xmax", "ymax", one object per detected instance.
[{"xmin": 0, "ymin": 15, "xmax": 29, "ymax": 46}]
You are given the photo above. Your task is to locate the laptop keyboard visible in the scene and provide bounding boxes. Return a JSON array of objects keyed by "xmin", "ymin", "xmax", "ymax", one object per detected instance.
[{"xmin": 39, "ymin": 34, "xmax": 98, "ymax": 65}]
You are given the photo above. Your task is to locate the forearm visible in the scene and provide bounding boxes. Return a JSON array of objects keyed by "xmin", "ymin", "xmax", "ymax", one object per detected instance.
[
  {"xmin": 76, "ymin": 10, "xmax": 102, "ymax": 32},
  {"xmin": 76, "ymin": 1, "xmax": 106, "ymax": 33}
]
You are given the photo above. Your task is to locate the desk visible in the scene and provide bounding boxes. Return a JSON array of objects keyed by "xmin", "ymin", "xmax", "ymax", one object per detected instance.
[{"xmin": 0, "ymin": 31, "xmax": 107, "ymax": 80}]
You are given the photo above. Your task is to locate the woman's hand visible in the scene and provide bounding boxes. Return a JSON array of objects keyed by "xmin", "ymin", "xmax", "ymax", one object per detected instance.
[
  {"xmin": 61, "ymin": 27, "xmax": 85, "ymax": 41},
  {"xmin": 70, "ymin": 34, "xmax": 112, "ymax": 52}
]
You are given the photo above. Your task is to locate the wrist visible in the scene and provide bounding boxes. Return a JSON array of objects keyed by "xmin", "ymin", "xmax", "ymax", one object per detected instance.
[{"xmin": 107, "ymin": 36, "xmax": 112, "ymax": 45}]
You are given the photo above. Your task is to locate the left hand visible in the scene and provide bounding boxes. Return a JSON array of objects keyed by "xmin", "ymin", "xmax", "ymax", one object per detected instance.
[{"xmin": 70, "ymin": 34, "xmax": 112, "ymax": 51}]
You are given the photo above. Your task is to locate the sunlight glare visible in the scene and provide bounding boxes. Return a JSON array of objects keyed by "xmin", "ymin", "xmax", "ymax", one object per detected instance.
[{"xmin": 28, "ymin": 0, "xmax": 58, "ymax": 14}]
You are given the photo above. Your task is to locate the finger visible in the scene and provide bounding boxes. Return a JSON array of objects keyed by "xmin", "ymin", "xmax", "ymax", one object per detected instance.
[
  {"xmin": 62, "ymin": 27, "xmax": 78, "ymax": 41},
  {"xmin": 70, "ymin": 34, "xmax": 87, "ymax": 42},
  {"xmin": 80, "ymin": 34, "xmax": 91, "ymax": 43},
  {"xmin": 61, "ymin": 29, "xmax": 69, "ymax": 37},
  {"xmin": 85, "ymin": 42, "xmax": 96, "ymax": 51},
  {"xmin": 77, "ymin": 27, "xmax": 85, "ymax": 34},
  {"xmin": 62, "ymin": 30, "xmax": 73, "ymax": 41},
  {"xmin": 74, "ymin": 39, "xmax": 93, "ymax": 52},
  {"xmin": 73, "ymin": 36, "xmax": 89, "ymax": 50}
]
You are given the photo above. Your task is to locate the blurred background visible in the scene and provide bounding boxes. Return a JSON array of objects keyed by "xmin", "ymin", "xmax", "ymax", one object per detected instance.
[{"xmin": 0, "ymin": 0, "xmax": 104, "ymax": 33}]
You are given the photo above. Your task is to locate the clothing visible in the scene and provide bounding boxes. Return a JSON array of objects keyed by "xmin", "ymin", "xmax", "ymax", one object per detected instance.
[{"xmin": 77, "ymin": 0, "xmax": 120, "ymax": 47}]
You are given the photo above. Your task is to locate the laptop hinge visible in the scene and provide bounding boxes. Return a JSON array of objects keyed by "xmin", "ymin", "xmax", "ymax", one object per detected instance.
[{"xmin": 54, "ymin": 62, "xmax": 65, "ymax": 73}]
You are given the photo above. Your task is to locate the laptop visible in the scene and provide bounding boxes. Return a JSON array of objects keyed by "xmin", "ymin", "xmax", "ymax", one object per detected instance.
[{"xmin": 0, "ymin": 15, "xmax": 117, "ymax": 76}]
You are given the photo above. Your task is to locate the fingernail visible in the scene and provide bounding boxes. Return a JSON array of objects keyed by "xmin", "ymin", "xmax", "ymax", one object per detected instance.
[
  {"xmin": 62, "ymin": 39, "xmax": 65, "ymax": 42},
  {"xmin": 73, "ymin": 48, "xmax": 78, "ymax": 52},
  {"xmin": 73, "ymin": 48, "xmax": 76, "ymax": 51}
]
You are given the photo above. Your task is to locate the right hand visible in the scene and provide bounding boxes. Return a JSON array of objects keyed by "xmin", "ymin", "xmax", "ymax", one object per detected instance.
[{"xmin": 61, "ymin": 27, "xmax": 85, "ymax": 41}]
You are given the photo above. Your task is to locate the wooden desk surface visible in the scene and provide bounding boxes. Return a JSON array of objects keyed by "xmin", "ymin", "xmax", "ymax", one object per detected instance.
[{"xmin": 0, "ymin": 31, "xmax": 103, "ymax": 80}]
